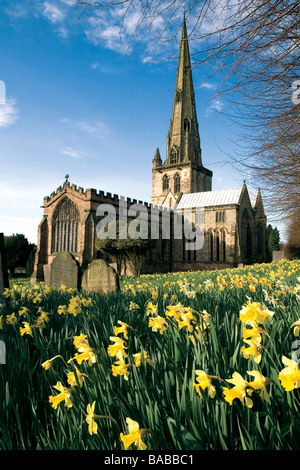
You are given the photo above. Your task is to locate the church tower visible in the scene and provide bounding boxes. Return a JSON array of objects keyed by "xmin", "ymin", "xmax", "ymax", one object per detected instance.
[{"xmin": 151, "ymin": 16, "xmax": 213, "ymax": 207}]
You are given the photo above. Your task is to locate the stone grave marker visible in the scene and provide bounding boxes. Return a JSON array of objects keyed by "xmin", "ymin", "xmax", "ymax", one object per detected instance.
[
  {"xmin": 0, "ymin": 233, "xmax": 9, "ymax": 296},
  {"xmin": 50, "ymin": 252, "xmax": 79, "ymax": 290},
  {"xmin": 273, "ymin": 251, "xmax": 286, "ymax": 263},
  {"xmin": 82, "ymin": 259, "xmax": 119, "ymax": 293}
]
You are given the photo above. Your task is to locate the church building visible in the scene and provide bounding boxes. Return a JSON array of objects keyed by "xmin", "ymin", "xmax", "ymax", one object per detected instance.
[{"xmin": 31, "ymin": 18, "xmax": 266, "ymax": 283}]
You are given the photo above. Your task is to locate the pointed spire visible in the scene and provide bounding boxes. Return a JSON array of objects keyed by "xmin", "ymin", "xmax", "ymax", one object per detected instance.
[
  {"xmin": 167, "ymin": 16, "xmax": 202, "ymax": 166},
  {"xmin": 153, "ymin": 147, "xmax": 162, "ymax": 167}
]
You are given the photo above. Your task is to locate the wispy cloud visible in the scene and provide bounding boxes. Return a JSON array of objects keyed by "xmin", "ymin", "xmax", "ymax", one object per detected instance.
[
  {"xmin": 60, "ymin": 117, "xmax": 110, "ymax": 139},
  {"xmin": 61, "ymin": 146, "xmax": 86, "ymax": 158},
  {"xmin": 42, "ymin": 2, "xmax": 65, "ymax": 23},
  {"xmin": 0, "ymin": 99, "xmax": 19, "ymax": 128}
]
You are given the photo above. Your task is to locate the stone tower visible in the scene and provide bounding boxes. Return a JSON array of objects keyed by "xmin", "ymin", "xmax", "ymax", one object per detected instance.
[{"xmin": 151, "ymin": 16, "xmax": 213, "ymax": 208}]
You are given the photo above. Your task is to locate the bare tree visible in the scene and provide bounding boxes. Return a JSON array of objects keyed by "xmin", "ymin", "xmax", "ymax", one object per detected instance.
[{"xmin": 73, "ymin": 0, "xmax": 300, "ymax": 227}]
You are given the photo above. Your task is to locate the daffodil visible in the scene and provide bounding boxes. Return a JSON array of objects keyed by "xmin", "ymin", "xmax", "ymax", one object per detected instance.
[
  {"xmin": 241, "ymin": 338, "xmax": 264, "ymax": 364},
  {"xmin": 20, "ymin": 322, "xmax": 33, "ymax": 336},
  {"xmin": 41, "ymin": 355, "xmax": 63, "ymax": 370},
  {"xmin": 68, "ymin": 296, "xmax": 82, "ymax": 316},
  {"xmin": 193, "ymin": 370, "xmax": 216, "ymax": 398},
  {"xmin": 67, "ymin": 368, "xmax": 86, "ymax": 387},
  {"xmin": 146, "ymin": 301, "xmax": 158, "ymax": 316},
  {"xmin": 223, "ymin": 372, "xmax": 253, "ymax": 408},
  {"xmin": 74, "ymin": 346, "xmax": 96, "ymax": 366},
  {"xmin": 49, "ymin": 382, "xmax": 72, "ymax": 409},
  {"xmin": 86, "ymin": 402, "xmax": 98, "ymax": 435},
  {"xmin": 148, "ymin": 316, "xmax": 168, "ymax": 334},
  {"xmin": 112, "ymin": 358, "xmax": 131, "ymax": 380},
  {"xmin": 6, "ymin": 312, "xmax": 17, "ymax": 325},
  {"xmin": 73, "ymin": 333, "xmax": 89, "ymax": 349},
  {"xmin": 57, "ymin": 305, "xmax": 67, "ymax": 315},
  {"xmin": 133, "ymin": 350, "xmax": 150, "ymax": 367},
  {"xmin": 278, "ymin": 356, "xmax": 300, "ymax": 391},
  {"xmin": 108, "ymin": 336, "xmax": 128, "ymax": 359},
  {"xmin": 177, "ymin": 308, "xmax": 197, "ymax": 333},
  {"xmin": 246, "ymin": 370, "xmax": 272, "ymax": 402},
  {"xmin": 165, "ymin": 303, "xmax": 184, "ymax": 321},
  {"xmin": 18, "ymin": 307, "xmax": 29, "ymax": 317},
  {"xmin": 291, "ymin": 320, "xmax": 300, "ymax": 337},
  {"xmin": 239, "ymin": 302, "xmax": 274, "ymax": 325},
  {"xmin": 114, "ymin": 321, "xmax": 133, "ymax": 340},
  {"xmin": 120, "ymin": 418, "xmax": 151, "ymax": 450}
]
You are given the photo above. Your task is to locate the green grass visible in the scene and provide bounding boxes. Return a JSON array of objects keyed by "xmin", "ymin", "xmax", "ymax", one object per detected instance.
[{"xmin": 0, "ymin": 259, "xmax": 300, "ymax": 450}]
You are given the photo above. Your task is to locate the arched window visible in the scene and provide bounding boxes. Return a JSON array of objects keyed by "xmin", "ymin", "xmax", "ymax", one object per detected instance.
[
  {"xmin": 162, "ymin": 174, "xmax": 169, "ymax": 191},
  {"xmin": 221, "ymin": 230, "xmax": 226, "ymax": 261},
  {"xmin": 174, "ymin": 173, "xmax": 181, "ymax": 193},
  {"xmin": 216, "ymin": 231, "xmax": 220, "ymax": 261},
  {"xmin": 51, "ymin": 197, "xmax": 79, "ymax": 253},
  {"xmin": 208, "ymin": 230, "xmax": 214, "ymax": 261},
  {"xmin": 184, "ymin": 118, "xmax": 191, "ymax": 132},
  {"xmin": 170, "ymin": 148, "xmax": 177, "ymax": 164}
]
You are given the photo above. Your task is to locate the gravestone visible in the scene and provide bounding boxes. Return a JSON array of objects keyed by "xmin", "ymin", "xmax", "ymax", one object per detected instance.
[
  {"xmin": 82, "ymin": 259, "xmax": 119, "ymax": 293},
  {"xmin": 273, "ymin": 251, "xmax": 286, "ymax": 263},
  {"xmin": 0, "ymin": 233, "xmax": 9, "ymax": 296},
  {"xmin": 50, "ymin": 252, "xmax": 79, "ymax": 290},
  {"xmin": 43, "ymin": 264, "xmax": 51, "ymax": 286}
]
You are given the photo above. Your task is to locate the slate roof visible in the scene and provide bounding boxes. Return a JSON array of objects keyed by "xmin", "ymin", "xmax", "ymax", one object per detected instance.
[{"xmin": 175, "ymin": 188, "xmax": 246, "ymax": 209}]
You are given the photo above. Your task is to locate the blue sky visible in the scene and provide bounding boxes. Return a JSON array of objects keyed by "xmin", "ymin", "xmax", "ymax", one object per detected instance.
[{"xmin": 0, "ymin": 0, "xmax": 260, "ymax": 244}]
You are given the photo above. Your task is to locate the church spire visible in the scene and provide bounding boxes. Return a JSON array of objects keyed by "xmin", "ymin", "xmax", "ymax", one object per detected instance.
[{"xmin": 167, "ymin": 15, "xmax": 202, "ymax": 166}]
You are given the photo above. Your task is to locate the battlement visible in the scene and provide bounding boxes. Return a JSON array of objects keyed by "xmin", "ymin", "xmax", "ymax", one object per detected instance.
[{"xmin": 43, "ymin": 180, "xmax": 172, "ymax": 213}]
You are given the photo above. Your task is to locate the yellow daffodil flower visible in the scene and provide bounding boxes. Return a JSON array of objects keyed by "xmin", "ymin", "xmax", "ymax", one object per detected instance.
[
  {"xmin": 111, "ymin": 358, "xmax": 131, "ymax": 380},
  {"xmin": 241, "ymin": 339, "xmax": 264, "ymax": 364},
  {"xmin": 20, "ymin": 322, "xmax": 33, "ymax": 336},
  {"xmin": 120, "ymin": 418, "xmax": 151, "ymax": 450},
  {"xmin": 148, "ymin": 316, "xmax": 168, "ymax": 334},
  {"xmin": 74, "ymin": 346, "xmax": 96, "ymax": 366},
  {"xmin": 133, "ymin": 350, "xmax": 150, "ymax": 367},
  {"xmin": 86, "ymin": 402, "xmax": 98, "ymax": 435},
  {"xmin": 6, "ymin": 312, "xmax": 17, "ymax": 325},
  {"xmin": 239, "ymin": 302, "xmax": 274, "ymax": 325},
  {"xmin": 246, "ymin": 370, "xmax": 272, "ymax": 402},
  {"xmin": 114, "ymin": 321, "xmax": 133, "ymax": 340},
  {"xmin": 49, "ymin": 382, "xmax": 72, "ymax": 409},
  {"xmin": 193, "ymin": 370, "xmax": 216, "ymax": 398},
  {"xmin": 291, "ymin": 320, "xmax": 300, "ymax": 337},
  {"xmin": 67, "ymin": 369, "xmax": 86, "ymax": 387},
  {"xmin": 41, "ymin": 355, "xmax": 63, "ymax": 370},
  {"xmin": 68, "ymin": 296, "xmax": 82, "ymax": 316},
  {"xmin": 108, "ymin": 336, "xmax": 128, "ymax": 359},
  {"xmin": 146, "ymin": 301, "xmax": 158, "ymax": 316},
  {"xmin": 18, "ymin": 307, "xmax": 29, "ymax": 317},
  {"xmin": 278, "ymin": 356, "xmax": 300, "ymax": 391},
  {"xmin": 57, "ymin": 305, "xmax": 67, "ymax": 315},
  {"xmin": 223, "ymin": 372, "xmax": 253, "ymax": 408},
  {"xmin": 73, "ymin": 333, "xmax": 89, "ymax": 349}
]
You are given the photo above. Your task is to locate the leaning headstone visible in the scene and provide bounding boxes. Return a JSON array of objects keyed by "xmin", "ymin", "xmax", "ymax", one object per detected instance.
[
  {"xmin": 82, "ymin": 259, "xmax": 119, "ymax": 293},
  {"xmin": 0, "ymin": 233, "xmax": 9, "ymax": 296},
  {"xmin": 50, "ymin": 252, "xmax": 79, "ymax": 290},
  {"xmin": 273, "ymin": 251, "xmax": 286, "ymax": 264}
]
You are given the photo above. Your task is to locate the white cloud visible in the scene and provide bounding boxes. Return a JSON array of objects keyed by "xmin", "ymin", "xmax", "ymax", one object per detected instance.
[
  {"xmin": 76, "ymin": 120, "xmax": 109, "ymax": 138},
  {"xmin": 61, "ymin": 146, "xmax": 86, "ymax": 158},
  {"xmin": 209, "ymin": 99, "xmax": 224, "ymax": 112},
  {"xmin": 0, "ymin": 99, "xmax": 19, "ymax": 128},
  {"xmin": 43, "ymin": 2, "xmax": 65, "ymax": 23}
]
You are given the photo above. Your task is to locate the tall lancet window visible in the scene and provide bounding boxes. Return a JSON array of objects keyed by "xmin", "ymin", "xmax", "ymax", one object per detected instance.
[
  {"xmin": 51, "ymin": 197, "xmax": 79, "ymax": 253},
  {"xmin": 162, "ymin": 174, "xmax": 169, "ymax": 191},
  {"xmin": 174, "ymin": 173, "xmax": 181, "ymax": 193}
]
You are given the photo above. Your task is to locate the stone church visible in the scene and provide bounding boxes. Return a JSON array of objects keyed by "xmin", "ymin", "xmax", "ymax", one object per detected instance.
[{"xmin": 31, "ymin": 18, "xmax": 266, "ymax": 282}]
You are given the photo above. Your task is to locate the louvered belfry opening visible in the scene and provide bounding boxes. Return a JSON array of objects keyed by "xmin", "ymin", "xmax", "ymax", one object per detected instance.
[{"xmin": 51, "ymin": 197, "xmax": 79, "ymax": 253}]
